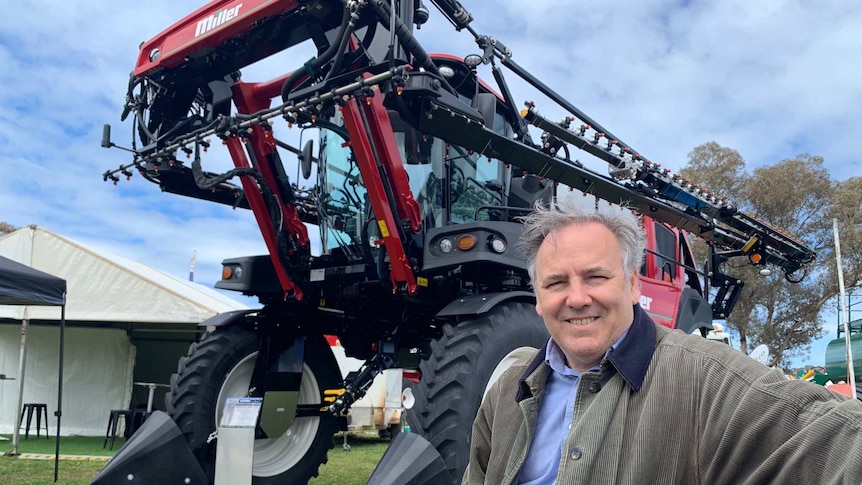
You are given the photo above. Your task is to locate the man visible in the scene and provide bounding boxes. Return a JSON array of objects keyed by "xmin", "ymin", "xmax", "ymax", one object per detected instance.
[{"xmin": 463, "ymin": 198, "xmax": 862, "ymax": 484}]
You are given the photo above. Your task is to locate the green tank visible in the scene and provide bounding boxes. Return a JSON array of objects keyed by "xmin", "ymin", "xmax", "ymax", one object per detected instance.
[{"xmin": 825, "ymin": 334, "xmax": 862, "ymax": 382}]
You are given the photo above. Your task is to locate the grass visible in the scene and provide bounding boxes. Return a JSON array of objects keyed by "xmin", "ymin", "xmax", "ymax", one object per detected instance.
[
  {"xmin": 0, "ymin": 432, "xmax": 389, "ymax": 485},
  {"xmin": 310, "ymin": 434, "xmax": 390, "ymax": 485},
  {"xmin": 0, "ymin": 458, "xmax": 104, "ymax": 485},
  {"xmin": 0, "ymin": 435, "xmax": 116, "ymax": 456}
]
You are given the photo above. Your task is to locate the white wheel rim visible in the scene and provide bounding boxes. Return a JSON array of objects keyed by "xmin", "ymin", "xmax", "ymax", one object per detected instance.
[
  {"xmin": 482, "ymin": 346, "xmax": 537, "ymax": 399},
  {"xmin": 217, "ymin": 352, "xmax": 321, "ymax": 477}
]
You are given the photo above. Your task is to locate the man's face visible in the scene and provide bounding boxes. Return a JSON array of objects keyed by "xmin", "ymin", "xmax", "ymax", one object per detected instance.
[{"xmin": 534, "ymin": 221, "xmax": 640, "ymax": 371}]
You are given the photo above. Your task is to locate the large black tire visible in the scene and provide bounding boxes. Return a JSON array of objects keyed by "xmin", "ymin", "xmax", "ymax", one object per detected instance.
[
  {"xmin": 167, "ymin": 325, "xmax": 341, "ymax": 484},
  {"xmin": 408, "ymin": 301, "xmax": 548, "ymax": 483}
]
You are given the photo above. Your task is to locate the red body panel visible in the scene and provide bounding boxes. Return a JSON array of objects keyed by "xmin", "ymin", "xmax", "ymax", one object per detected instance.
[
  {"xmin": 340, "ymin": 91, "xmax": 419, "ymax": 295},
  {"xmin": 356, "ymin": 93, "xmax": 423, "ymax": 235},
  {"xmin": 638, "ymin": 277, "xmax": 680, "ymax": 328},
  {"xmin": 640, "ymin": 216, "xmax": 687, "ymax": 329},
  {"xmin": 230, "ymin": 80, "xmax": 310, "ymax": 299},
  {"xmin": 134, "ymin": 0, "xmax": 300, "ymax": 76}
]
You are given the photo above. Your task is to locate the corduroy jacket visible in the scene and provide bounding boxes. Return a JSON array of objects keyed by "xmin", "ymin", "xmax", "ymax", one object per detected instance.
[{"xmin": 463, "ymin": 305, "xmax": 862, "ymax": 484}]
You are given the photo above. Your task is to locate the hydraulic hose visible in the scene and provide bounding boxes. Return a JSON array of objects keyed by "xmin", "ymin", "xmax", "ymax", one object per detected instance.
[
  {"xmin": 280, "ymin": 5, "xmax": 353, "ymax": 102},
  {"xmin": 324, "ymin": 3, "xmax": 362, "ymax": 82},
  {"xmin": 190, "ymin": 144, "xmax": 260, "ymax": 190},
  {"xmin": 368, "ymin": 0, "xmax": 456, "ymax": 95}
]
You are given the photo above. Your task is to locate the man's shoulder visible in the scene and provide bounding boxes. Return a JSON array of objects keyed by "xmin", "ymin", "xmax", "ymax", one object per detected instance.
[
  {"xmin": 502, "ymin": 348, "xmax": 542, "ymax": 381},
  {"xmin": 485, "ymin": 349, "xmax": 543, "ymax": 398},
  {"xmin": 658, "ymin": 325, "xmax": 738, "ymax": 356},
  {"xmin": 653, "ymin": 325, "xmax": 772, "ymax": 379}
]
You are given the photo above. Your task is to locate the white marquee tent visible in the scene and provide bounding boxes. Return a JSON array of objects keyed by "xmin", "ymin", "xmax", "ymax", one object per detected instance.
[{"xmin": 0, "ymin": 225, "xmax": 249, "ymax": 436}]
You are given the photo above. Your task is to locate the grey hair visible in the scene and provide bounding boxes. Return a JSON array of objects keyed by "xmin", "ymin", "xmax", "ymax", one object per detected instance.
[{"xmin": 519, "ymin": 197, "xmax": 646, "ymax": 285}]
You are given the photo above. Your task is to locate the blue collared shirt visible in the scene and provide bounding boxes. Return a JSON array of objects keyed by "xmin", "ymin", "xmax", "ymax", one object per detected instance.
[{"xmin": 518, "ymin": 330, "xmax": 629, "ymax": 485}]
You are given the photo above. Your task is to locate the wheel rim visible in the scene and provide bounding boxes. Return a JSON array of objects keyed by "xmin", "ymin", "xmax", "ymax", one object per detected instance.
[
  {"xmin": 216, "ymin": 352, "xmax": 322, "ymax": 477},
  {"xmin": 482, "ymin": 346, "xmax": 538, "ymax": 399}
]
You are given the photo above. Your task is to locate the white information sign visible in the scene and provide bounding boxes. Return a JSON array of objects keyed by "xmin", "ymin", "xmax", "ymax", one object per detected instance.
[
  {"xmin": 215, "ymin": 397, "xmax": 262, "ymax": 485},
  {"xmin": 220, "ymin": 397, "xmax": 263, "ymax": 428}
]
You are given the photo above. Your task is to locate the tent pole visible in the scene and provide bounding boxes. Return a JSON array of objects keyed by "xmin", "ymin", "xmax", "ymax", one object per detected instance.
[
  {"xmin": 12, "ymin": 314, "xmax": 29, "ymax": 456},
  {"xmin": 53, "ymin": 302, "xmax": 66, "ymax": 482}
]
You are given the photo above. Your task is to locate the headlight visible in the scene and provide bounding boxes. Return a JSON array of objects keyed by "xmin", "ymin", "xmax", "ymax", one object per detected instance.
[
  {"xmin": 439, "ymin": 238, "xmax": 453, "ymax": 253},
  {"xmin": 489, "ymin": 237, "xmax": 506, "ymax": 253}
]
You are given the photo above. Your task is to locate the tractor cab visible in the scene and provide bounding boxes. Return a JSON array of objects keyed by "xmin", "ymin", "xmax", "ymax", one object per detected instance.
[{"xmin": 316, "ymin": 55, "xmax": 546, "ymax": 262}]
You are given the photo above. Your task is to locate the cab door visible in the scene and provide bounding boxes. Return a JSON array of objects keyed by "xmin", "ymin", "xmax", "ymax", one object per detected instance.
[{"xmin": 639, "ymin": 217, "xmax": 684, "ymax": 328}]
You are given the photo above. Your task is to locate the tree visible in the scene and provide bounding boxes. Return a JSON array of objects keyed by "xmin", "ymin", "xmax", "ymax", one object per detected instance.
[
  {"xmin": 830, "ymin": 177, "xmax": 862, "ymax": 281},
  {"xmin": 684, "ymin": 141, "xmax": 748, "ymax": 202},
  {"xmin": 0, "ymin": 222, "xmax": 16, "ymax": 236},
  {"xmin": 680, "ymin": 145, "xmax": 860, "ymax": 368}
]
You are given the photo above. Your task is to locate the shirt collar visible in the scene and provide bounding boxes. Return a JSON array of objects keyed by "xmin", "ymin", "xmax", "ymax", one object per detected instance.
[
  {"xmin": 518, "ymin": 305, "xmax": 656, "ymax": 399},
  {"xmin": 544, "ymin": 327, "xmax": 629, "ymax": 377}
]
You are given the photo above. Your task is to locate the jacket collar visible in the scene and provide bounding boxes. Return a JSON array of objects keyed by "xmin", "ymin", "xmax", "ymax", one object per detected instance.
[
  {"xmin": 606, "ymin": 305, "xmax": 656, "ymax": 392},
  {"xmin": 517, "ymin": 304, "xmax": 656, "ymax": 400},
  {"xmin": 516, "ymin": 345, "xmax": 547, "ymax": 401}
]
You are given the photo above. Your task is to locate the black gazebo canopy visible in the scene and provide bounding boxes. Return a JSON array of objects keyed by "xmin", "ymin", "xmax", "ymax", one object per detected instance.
[
  {"xmin": 0, "ymin": 255, "xmax": 66, "ymax": 306},
  {"xmin": 0, "ymin": 255, "xmax": 66, "ymax": 481}
]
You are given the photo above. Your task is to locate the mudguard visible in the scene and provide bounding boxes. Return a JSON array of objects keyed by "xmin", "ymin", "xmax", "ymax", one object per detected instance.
[
  {"xmin": 676, "ymin": 287, "xmax": 713, "ymax": 334},
  {"xmin": 198, "ymin": 308, "xmax": 258, "ymax": 328},
  {"xmin": 435, "ymin": 291, "xmax": 535, "ymax": 317}
]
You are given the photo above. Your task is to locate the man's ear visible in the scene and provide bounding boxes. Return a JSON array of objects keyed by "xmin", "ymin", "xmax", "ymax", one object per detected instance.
[{"xmin": 629, "ymin": 271, "xmax": 641, "ymax": 305}]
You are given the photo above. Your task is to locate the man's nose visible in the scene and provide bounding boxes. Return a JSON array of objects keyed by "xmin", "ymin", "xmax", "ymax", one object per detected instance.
[{"xmin": 564, "ymin": 280, "xmax": 591, "ymax": 308}]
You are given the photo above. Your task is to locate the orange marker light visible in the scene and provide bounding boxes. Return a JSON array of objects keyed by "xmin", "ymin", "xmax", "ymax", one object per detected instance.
[{"xmin": 456, "ymin": 235, "xmax": 477, "ymax": 251}]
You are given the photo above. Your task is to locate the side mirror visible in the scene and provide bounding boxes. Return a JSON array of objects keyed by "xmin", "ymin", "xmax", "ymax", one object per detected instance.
[{"xmin": 299, "ymin": 140, "xmax": 314, "ymax": 179}]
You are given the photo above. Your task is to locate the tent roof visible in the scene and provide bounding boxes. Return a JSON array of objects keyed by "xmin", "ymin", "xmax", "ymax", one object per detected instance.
[
  {"xmin": 0, "ymin": 225, "xmax": 247, "ymax": 323},
  {"xmin": 0, "ymin": 255, "xmax": 65, "ymax": 306}
]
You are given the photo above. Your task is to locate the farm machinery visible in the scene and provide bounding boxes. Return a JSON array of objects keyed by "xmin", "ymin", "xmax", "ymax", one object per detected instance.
[{"xmin": 96, "ymin": 0, "xmax": 816, "ymax": 483}]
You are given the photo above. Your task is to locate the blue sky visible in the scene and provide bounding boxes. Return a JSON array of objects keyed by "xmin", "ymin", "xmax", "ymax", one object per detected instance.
[{"xmin": 1, "ymin": 0, "xmax": 859, "ymax": 367}]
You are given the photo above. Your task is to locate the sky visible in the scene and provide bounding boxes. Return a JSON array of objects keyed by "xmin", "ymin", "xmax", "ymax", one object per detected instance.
[{"xmin": 1, "ymin": 0, "xmax": 860, "ymax": 368}]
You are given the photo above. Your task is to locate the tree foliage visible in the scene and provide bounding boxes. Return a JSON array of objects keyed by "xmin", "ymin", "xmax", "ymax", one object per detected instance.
[
  {"xmin": 0, "ymin": 222, "xmax": 16, "ymax": 236},
  {"xmin": 679, "ymin": 144, "xmax": 862, "ymax": 368}
]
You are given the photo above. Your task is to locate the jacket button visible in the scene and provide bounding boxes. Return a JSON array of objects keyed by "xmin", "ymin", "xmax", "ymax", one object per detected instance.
[
  {"xmin": 589, "ymin": 382, "xmax": 601, "ymax": 393},
  {"xmin": 569, "ymin": 448, "xmax": 582, "ymax": 460}
]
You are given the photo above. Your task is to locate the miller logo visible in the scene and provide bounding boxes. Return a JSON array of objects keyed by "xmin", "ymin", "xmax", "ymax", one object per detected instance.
[
  {"xmin": 639, "ymin": 295, "xmax": 652, "ymax": 310},
  {"xmin": 195, "ymin": 3, "xmax": 243, "ymax": 38}
]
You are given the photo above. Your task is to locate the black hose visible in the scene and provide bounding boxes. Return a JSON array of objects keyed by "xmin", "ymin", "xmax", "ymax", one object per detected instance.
[
  {"xmin": 121, "ymin": 75, "xmax": 142, "ymax": 121},
  {"xmin": 323, "ymin": 6, "xmax": 361, "ymax": 82},
  {"xmin": 190, "ymin": 143, "xmax": 261, "ymax": 190},
  {"xmin": 136, "ymin": 112, "xmax": 157, "ymax": 145},
  {"xmin": 368, "ymin": 0, "xmax": 456, "ymax": 95},
  {"xmin": 280, "ymin": 5, "xmax": 353, "ymax": 102}
]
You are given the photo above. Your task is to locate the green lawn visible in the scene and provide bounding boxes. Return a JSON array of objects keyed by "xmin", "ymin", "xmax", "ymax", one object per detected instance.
[
  {"xmin": 0, "ymin": 433, "xmax": 389, "ymax": 485},
  {"xmin": 0, "ymin": 435, "xmax": 116, "ymax": 457}
]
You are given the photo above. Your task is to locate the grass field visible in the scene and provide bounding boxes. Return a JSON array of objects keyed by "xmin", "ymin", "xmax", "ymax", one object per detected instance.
[{"xmin": 0, "ymin": 433, "xmax": 389, "ymax": 485}]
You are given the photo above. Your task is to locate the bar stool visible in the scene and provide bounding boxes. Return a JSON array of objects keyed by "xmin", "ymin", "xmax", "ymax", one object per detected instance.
[
  {"xmin": 19, "ymin": 403, "xmax": 49, "ymax": 439},
  {"xmin": 104, "ymin": 409, "xmax": 135, "ymax": 450},
  {"xmin": 132, "ymin": 407, "xmax": 148, "ymax": 432}
]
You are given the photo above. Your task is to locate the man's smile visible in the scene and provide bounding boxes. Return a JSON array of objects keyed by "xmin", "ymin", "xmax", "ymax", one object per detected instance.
[{"xmin": 562, "ymin": 316, "xmax": 599, "ymax": 326}]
